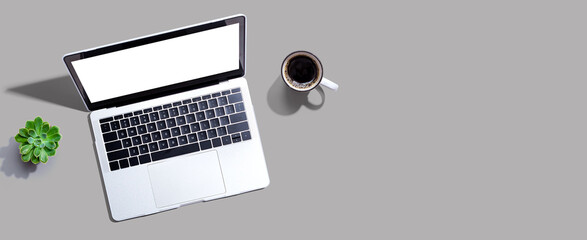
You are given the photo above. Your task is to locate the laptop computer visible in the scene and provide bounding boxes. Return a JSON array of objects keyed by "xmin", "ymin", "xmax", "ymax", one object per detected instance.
[{"xmin": 63, "ymin": 14, "xmax": 270, "ymax": 221}]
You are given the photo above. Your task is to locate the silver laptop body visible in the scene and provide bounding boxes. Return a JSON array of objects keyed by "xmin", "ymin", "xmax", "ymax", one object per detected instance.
[{"xmin": 63, "ymin": 14, "xmax": 269, "ymax": 221}]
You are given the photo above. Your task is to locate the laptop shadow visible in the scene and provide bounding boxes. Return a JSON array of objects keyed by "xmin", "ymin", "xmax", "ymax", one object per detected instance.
[
  {"xmin": 266, "ymin": 75, "xmax": 325, "ymax": 115},
  {"xmin": 0, "ymin": 137, "xmax": 38, "ymax": 179},
  {"xmin": 7, "ymin": 75, "xmax": 87, "ymax": 112}
]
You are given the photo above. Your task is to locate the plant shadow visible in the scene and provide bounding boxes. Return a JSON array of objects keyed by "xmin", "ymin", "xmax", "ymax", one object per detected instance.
[
  {"xmin": 7, "ymin": 75, "xmax": 87, "ymax": 112},
  {"xmin": 0, "ymin": 137, "xmax": 38, "ymax": 179}
]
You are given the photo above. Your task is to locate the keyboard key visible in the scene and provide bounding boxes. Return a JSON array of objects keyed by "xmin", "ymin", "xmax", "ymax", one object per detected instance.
[
  {"xmin": 188, "ymin": 133, "xmax": 197, "ymax": 143},
  {"xmin": 153, "ymin": 106, "xmax": 162, "ymax": 111},
  {"xmin": 123, "ymin": 113, "xmax": 133, "ymax": 118},
  {"xmin": 114, "ymin": 115, "xmax": 123, "ymax": 120},
  {"xmin": 147, "ymin": 123, "xmax": 157, "ymax": 132},
  {"xmin": 176, "ymin": 116, "xmax": 186, "ymax": 126},
  {"xmin": 141, "ymin": 134, "xmax": 152, "ymax": 143},
  {"xmin": 206, "ymin": 109, "xmax": 215, "ymax": 119},
  {"xmin": 231, "ymin": 133, "xmax": 242, "ymax": 143},
  {"xmin": 181, "ymin": 125, "xmax": 191, "ymax": 135},
  {"xmin": 129, "ymin": 147, "xmax": 139, "ymax": 156},
  {"xmin": 110, "ymin": 121, "xmax": 121, "ymax": 131},
  {"xmin": 107, "ymin": 149, "xmax": 128, "ymax": 161},
  {"xmin": 129, "ymin": 157, "xmax": 139, "ymax": 166},
  {"xmin": 134, "ymin": 110, "xmax": 143, "ymax": 115},
  {"xmin": 168, "ymin": 138, "xmax": 178, "ymax": 147},
  {"xmin": 212, "ymin": 92, "xmax": 221, "ymax": 97},
  {"xmin": 220, "ymin": 116, "xmax": 230, "ymax": 126},
  {"xmin": 117, "ymin": 129, "xmax": 127, "ymax": 139},
  {"xmin": 130, "ymin": 117, "xmax": 140, "ymax": 126},
  {"xmin": 121, "ymin": 138, "xmax": 132, "ymax": 148},
  {"xmin": 171, "ymin": 127, "xmax": 181, "ymax": 137},
  {"xmin": 192, "ymin": 97, "xmax": 201, "ymax": 102},
  {"xmin": 207, "ymin": 129, "xmax": 217, "ymax": 138},
  {"xmin": 217, "ymin": 127, "xmax": 227, "ymax": 136},
  {"xmin": 100, "ymin": 123, "xmax": 111, "ymax": 132},
  {"xmin": 139, "ymin": 154, "xmax": 151, "ymax": 164},
  {"xmin": 169, "ymin": 107, "xmax": 179, "ymax": 117},
  {"xmin": 218, "ymin": 96, "xmax": 228, "ymax": 106},
  {"xmin": 151, "ymin": 132, "xmax": 162, "ymax": 141},
  {"xmin": 137, "ymin": 125, "xmax": 147, "ymax": 134},
  {"xmin": 178, "ymin": 136, "xmax": 188, "ymax": 145},
  {"xmin": 127, "ymin": 127, "xmax": 138, "ymax": 137},
  {"xmin": 119, "ymin": 159, "xmax": 129, "ymax": 169},
  {"xmin": 210, "ymin": 118, "xmax": 220, "ymax": 128},
  {"xmin": 229, "ymin": 112, "xmax": 247, "ymax": 123},
  {"xmin": 227, "ymin": 121, "xmax": 249, "ymax": 134},
  {"xmin": 231, "ymin": 88, "xmax": 241, "ymax": 93},
  {"xmin": 196, "ymin": 112, "xmax": 206, "ymax": 121},
  {"xmin": 182, "ymin": 99, "xmax": 192, "ymax": 104},
  {"xmin": 190, "ymin": 123, "xmax": 200, "ymax": 132},
  {"xmin": 197, "ymin": 131, "xmax": 207, "ymax": 140},
  {"xmin": 148, "ymin": 142, "xmax": 159, "ymax": 152},
  {"xmin": 200, "ymin": 140, "xmax": 212, "ymax": 150},
  {"xmin": 166, "ymin": 118, "xmax": 176, "ymax": 128},
  {"xmin": 149, "ymin": 112, "xmax": 160, "ymax": 121},
  {"xmin": 241, "ymin": 131, "xmax": 252, "ymax": 141},
  {"xmin": 221, "ymin": 90, "xmax": 231, "ymax": 95},
  {"xmin": 163, "ymin": 103, "xmax": 172, "ymax": 109},
  {"xmin": 179, "ymin": 105, "xmax": 189, "ymax": 115},
  {"xmin": 103, "ymin": 132, "xmax": 118, "ymax": 142},
  {"xmin": 208, "ymin": 99, "xmax": 218, "ymax": 108},
  {"xmin": 158, "ymin": 140, "xmax": 169, "ymax": 150},
  {"xmin": 212, "ymin": 138, "xmax": 222, "ymax": 147},
  {"xmin": 198, "ymin": 101, "xmax": 208, "ymax": 110},
  {"xmin": 235, "ymin": 102, "xmax": 245, "ymax": 112},
  {"xmin": 159, "ymin": 109, "xmax": 170, "ymax": 119},
  {"xmin": 186, "ymin": 114, "xmax": 196, "ymax": 123},
  {"xmin": 143, "ymin": 108, "xmax": 152, "ymax": 113},
  {"xmin": 202, "ymin": 94, "xmax": 211, "ymax": 100},
  {"xmin": 105, "ymin": 140, "xmax": 122, "ymax": 152},
  {"xmin": 151, "ymin": 143, "xmax": 200, "ymax": 161},
  {"xmin": 189, "ymin": 103, "xmax": 198, "ymax": 112},
  {"xmin": 109, "ymin": 161, "xmax": 119, "ymax": 171},
  {"xmin": 228, "ymin": 93, "xmax": 242, "ymax": 104},
  {"xmin": 200, "ymin": 120, "xmax": 210, "ymax": 130},
  {"xmin": 215, "ymin": 107, "xmax": 225, "ymax": 116},
  {"xmin": 156, "ymin": 120, "xmax": 167, "ymax": 130},
  {"xmin": 221, "ymin": 136, "xmax": 232, "ymax": 145},
  {"xmin": 161, "ymin": 129, "xmax": 171, "ymax": 139},
  {"xmin": 173, "ymin": 101, "xmax": 181, "ymax": 107},
  {"xmin": 140, "ymin": 114, "xmax": 150, "ymax": 124},
  {"xmin": 139, "ymin": 144, "xmax": 149, "ymax": 154},
  {"xmin": 225, "ymin": 105, "xmax": 235, "ymax": 114},
  {"xmin": 100, "ymin": 117, "xmax": 113, "ymax": 123},
  {"xmin": 132, "ymin": 136, "xmax": 142, "ymax": 146},
  {"xmin": 120, "ymin": 119, "xmax": 130, "ymax": 128}
]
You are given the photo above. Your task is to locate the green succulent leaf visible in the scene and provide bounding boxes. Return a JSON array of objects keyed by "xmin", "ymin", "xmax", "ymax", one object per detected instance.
[
  {"xmin": 31, "ymin": 156, "xmax": 40, "ymax": 164},
  {"xmin": 33, "ymin": 147, "xmax": 41, "ymax": 157},
  {"xmin": 41, "ymin": 122, "xmax": 50, "ymax": 133},
  {"xmin": 45, "ymin": 141, "xmax": 56, "ymax": 149},
  {"xmin": 25, "ymin": 120, "xmax": 35, "ymax": 130},
  {"xmin": 18, "ymin": 128, "xmax": 29, "ymax": 137},
  {"xmin": 41, "ymin": 133, "xmax": 47, "ymax": 139},
  {"xmin": 20, "ymin": 144, "xmax": 33, "ymax": 155},
  {"xmin": 47, "ymin": 133, "xmax": 62, "ymax": 142},
  {"xmin": 45, "ymin": 148, "xmax": 56, "ymax": 156},
  {"xmin": 28, "ymin": 129, "xmax": 38, "ymax": 138},
  {"xmin": 27, "ymin": 137, "xmax": 34, "ymax": 144},
  {"xmin": 22, "ymin": 151, "xmax": 32, "ymax": 162},
  {"xmin": 15, "ymin": 134, "xmax": 28, "ymax": 143},
  {"xmin": 54, "ymin": 141, "xmax": 59, "ymax": 150},
  {"xmin": 34, "ymin": 117, "xmax": 43, "ymax": 135},
  {"xmin": 47, "ymin": 126, "xmax": 59, "ymax": 137},
  {"xmin": 39, "ymin": 150, "xmax": 48, "ymax": 163}
]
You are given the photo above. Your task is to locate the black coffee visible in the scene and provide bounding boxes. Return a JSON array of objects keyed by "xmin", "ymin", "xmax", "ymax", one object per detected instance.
[{"xmin": 287, "ymin": 56, "xmax": 317, "ymax": 83}]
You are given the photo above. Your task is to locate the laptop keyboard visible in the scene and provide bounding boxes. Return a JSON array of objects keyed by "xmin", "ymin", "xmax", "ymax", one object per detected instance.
[{"xmin": 98, "ymin": 88, "xmax": 251, "ymax": 171}]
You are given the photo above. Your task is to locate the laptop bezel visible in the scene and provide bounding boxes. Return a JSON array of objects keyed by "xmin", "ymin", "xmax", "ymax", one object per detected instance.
[{"xmin": 63, "ymin": 15, "xmax": 246, "ymax": 111}]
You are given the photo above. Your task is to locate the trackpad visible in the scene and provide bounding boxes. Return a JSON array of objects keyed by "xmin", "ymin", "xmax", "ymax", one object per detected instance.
[{"xmin": 148, "ymin": 150, "xmax": 226, "ymax": 208}]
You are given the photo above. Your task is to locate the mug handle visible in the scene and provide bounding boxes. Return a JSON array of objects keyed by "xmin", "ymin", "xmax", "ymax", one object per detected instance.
[{"xmin": 320, "ymin": 77, "xmax": 339, "ymax": 91}]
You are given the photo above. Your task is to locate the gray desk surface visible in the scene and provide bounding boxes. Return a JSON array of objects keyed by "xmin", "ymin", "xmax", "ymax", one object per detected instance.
[{"xmin": 1, "ymin": 1, "xmax": 585, "ymax": 239}]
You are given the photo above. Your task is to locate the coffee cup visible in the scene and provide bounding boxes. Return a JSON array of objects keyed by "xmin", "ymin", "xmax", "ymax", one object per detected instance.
[{"xmin": 281, "ymin": 51, "xmax": 339, "ymax": 92}]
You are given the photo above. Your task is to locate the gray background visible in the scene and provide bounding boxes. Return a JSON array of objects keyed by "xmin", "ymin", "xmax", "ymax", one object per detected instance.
[{"xmin": 1, "ymin": 0, "xmax": 585, "ymax": 239}]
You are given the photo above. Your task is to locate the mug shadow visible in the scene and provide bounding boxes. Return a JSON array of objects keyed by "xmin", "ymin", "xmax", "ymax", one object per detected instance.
[
  {"xmin": 0, "ymin": 137, "xmax": 38, "ymax": 179},
  {"xmin": 267, "ymin": 75, "xmax": 325, "ymax": 115},
  {"xmin": 7, "ymin": 75, "xmax": 87, "ymax": 112}
]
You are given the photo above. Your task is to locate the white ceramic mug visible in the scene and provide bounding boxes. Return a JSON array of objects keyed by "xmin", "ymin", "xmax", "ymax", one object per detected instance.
[{"xmin": 281, "ymin": 51, "xmax": 339, "ymax": 92}]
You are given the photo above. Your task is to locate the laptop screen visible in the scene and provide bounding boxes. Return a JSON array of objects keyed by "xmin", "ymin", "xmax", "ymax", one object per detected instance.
[{"xmin": 63, "ymin": 15, "xmax": 245, "ymax": 111}]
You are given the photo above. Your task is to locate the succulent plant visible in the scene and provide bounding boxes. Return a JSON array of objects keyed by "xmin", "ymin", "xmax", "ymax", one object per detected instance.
[{"xmin": 14, "ymin": 117, "xmax": 61, "ymax": 164}]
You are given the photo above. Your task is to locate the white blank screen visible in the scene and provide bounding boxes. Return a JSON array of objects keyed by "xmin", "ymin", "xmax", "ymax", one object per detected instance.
[{"xmin": 71, "ymin": 23, "xmax": 240, "ymax": 103}]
